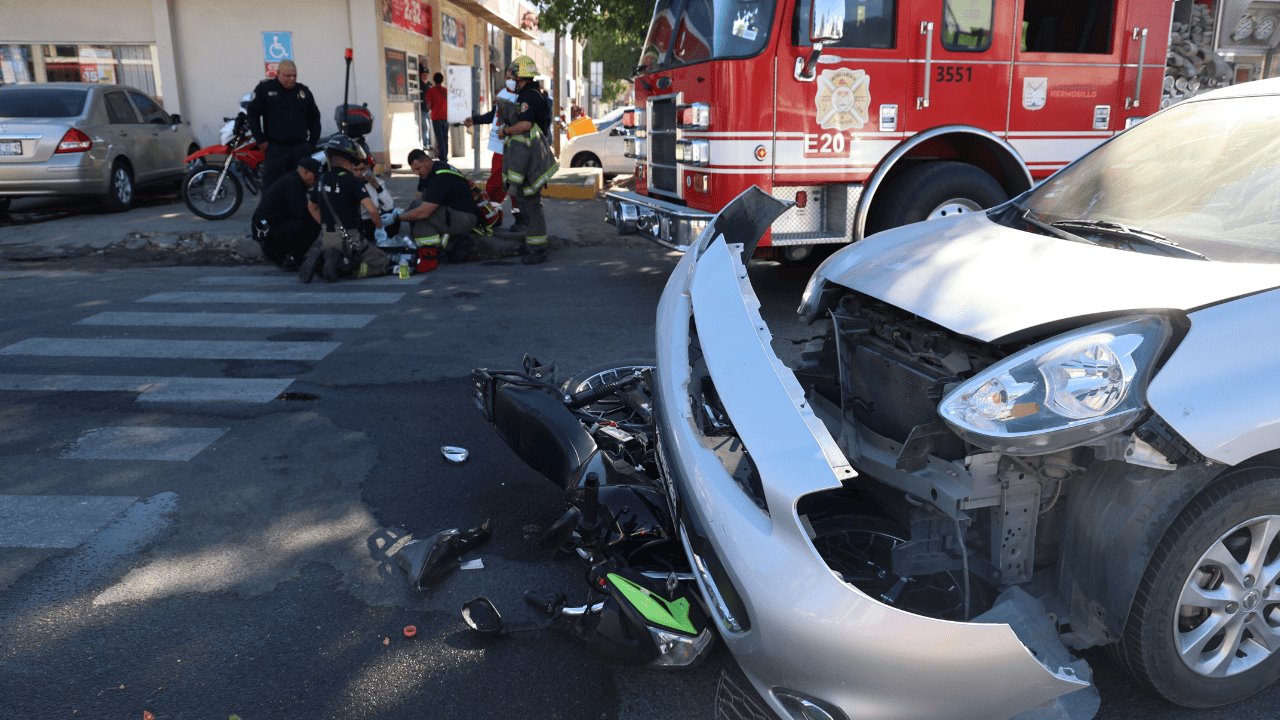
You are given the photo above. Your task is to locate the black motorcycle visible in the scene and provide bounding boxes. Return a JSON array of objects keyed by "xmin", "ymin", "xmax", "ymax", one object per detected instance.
[{"xmin": 464, "ymin": 357, "xmax": 715, "ymax": 667}]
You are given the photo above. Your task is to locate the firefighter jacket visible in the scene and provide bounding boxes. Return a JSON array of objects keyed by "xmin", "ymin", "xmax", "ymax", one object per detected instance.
[{"xmin": 497, "ymin": 98, "xmax": 559, "ymax": 196}]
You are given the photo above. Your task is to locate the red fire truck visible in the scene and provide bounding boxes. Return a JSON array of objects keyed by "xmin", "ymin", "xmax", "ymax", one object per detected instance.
[{"xmin": 605, "ymin": 0, "xmax": 1174, "ymax": 260}]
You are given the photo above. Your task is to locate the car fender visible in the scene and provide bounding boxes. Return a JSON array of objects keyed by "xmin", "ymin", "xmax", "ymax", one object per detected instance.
[{"xmin": 1147, "ymin": 287, "xmax": 1280, "ymax": 465}]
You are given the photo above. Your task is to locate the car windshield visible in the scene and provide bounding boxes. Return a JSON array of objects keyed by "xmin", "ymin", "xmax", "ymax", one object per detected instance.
[
  {"xmin": 0, "ymin": 87, "xmax": 89, "ymax": 118},
  {"xmin": 639, "ymin": 0, "xmax": 777, "ymax": 72},
  {"xmin": 595, "ymin": 107, "xmax": 628, "ymax": 131},
  {"xmin": 1021, "ymin": 93, "xmax": 1280, "ymax": 263}
]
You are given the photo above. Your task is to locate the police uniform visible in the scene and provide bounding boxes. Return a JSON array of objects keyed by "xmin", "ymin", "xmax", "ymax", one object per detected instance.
[
  {"xmin": 246, "ymin": 77, "xmax": 321, "ymax": 191},
  {"xmin": 504, "ymin": 81, "xmax": 554, "ymax": 260},
  {"xmin": 301, "ymin": 169, "xmax": 388, "ymax": 281},
  {"xmin": 250, "ymin": 169, "xmax": 318, "ymax": 268}
]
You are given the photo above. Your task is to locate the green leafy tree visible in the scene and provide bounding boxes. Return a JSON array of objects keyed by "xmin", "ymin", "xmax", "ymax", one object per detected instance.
[{"xmin": 537, "ymin": 0, "xmax": 650, "ymax": 84}]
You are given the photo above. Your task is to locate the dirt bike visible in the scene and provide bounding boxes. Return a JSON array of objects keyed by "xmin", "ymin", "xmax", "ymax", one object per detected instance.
[
  {"xmin": 181, "ymin": 113, "xmax": 264, "ymax": 220},
  {"xmin": 460, "ymin": 357, "xmax": 715, "ymax": 667}
]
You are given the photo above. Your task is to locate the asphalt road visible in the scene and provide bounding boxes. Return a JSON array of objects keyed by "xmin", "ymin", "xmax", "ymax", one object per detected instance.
[{"xmin": 0, "ymin": 197, "xmax": 1278, "ymax": 720}]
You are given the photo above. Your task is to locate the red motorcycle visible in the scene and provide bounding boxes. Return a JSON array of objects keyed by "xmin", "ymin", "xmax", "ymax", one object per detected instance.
[{"xmin": 182, "ymin": 112, "xmax": 265, "ymax": 220}]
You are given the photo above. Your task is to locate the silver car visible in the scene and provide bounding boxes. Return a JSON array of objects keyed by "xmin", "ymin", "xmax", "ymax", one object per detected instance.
[
  {"xmin": 0, "ymin": 83, "xmax": 199, "ymax": 214},
  {"xmin": 658, "ymin": 78, "xmax": 1280, "ymax": 719}
]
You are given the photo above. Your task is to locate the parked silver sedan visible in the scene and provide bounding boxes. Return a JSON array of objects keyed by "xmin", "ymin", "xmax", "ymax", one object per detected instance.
[{"xmin": 0, "ymin": 83, "xmax": 199, "ymax": 214}]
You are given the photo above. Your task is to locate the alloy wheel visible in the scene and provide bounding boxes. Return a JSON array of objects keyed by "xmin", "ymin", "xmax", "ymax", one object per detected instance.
[{"xmin": 1175, "ymin": 514, "xmax": 1280, "ymax": 678}]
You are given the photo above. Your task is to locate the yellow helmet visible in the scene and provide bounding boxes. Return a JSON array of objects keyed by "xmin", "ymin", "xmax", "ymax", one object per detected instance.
[{"xmin": 510, "ymin": 55, "xmax": 538, "ymax": 79}]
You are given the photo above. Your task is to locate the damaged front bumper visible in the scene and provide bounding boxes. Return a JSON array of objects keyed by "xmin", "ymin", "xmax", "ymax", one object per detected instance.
[{"xmin": 652, "ymin": 189, "xmax": 1093, "ymax": 720}]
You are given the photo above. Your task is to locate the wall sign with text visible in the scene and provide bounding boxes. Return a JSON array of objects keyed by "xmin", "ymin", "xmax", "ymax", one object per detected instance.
[{"xmin": 382, "ymin": 0, "xmax": 432, "ymax": 37}]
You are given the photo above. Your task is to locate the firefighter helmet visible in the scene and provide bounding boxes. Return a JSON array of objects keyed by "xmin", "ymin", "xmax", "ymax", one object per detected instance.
[{"xmin": 510, "ymin": 55, "xmax": 538, "ymax": 79}]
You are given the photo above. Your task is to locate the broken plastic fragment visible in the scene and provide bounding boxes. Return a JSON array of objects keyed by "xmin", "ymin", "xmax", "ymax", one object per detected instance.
[
  {"xmin": 441, "ymin": 446, "xmax": 469, "ymax": 464},
  {"xmin": 395, "ymin": 519, "xmax": 492, "ymax": 590},
  {"xmin": 460, "ymin": 558, "xmax": 484, "ymax": 570},
  {"xmin": 382, "ymin": 636, "xmax": 390, "ymax": 646}
]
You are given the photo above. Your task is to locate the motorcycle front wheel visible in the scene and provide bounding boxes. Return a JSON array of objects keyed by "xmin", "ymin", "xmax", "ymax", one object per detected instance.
[{"xmin": 183, "ymin": 166, "xmax": 243, "ymax": 220}]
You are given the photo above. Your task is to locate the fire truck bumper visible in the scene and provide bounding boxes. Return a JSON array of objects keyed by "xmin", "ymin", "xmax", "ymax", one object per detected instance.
[{"xmin": 604, "ymin": 190, "xmax": 712, "ymax": 252}]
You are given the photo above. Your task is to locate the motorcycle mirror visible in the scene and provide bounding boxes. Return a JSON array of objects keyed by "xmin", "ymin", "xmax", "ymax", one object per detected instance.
[
  {"xmin": 462, "ymin": 597, "xmax": 505, "ymax": 635},
  {"xmin": 441, "ymin": 446, "xmax": 470, "ymax": 464}
]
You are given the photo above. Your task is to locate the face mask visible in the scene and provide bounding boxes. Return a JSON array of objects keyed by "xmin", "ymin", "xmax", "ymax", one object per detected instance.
[{"xmin": 505, "ymin": 79, "xmax": 517, "ymax": 92}]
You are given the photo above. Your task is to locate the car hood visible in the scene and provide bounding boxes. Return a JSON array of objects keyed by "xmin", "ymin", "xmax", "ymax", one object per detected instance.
[{"xmin": 802, "ymin": 213, "xmax": 1280, "ymax": 343}]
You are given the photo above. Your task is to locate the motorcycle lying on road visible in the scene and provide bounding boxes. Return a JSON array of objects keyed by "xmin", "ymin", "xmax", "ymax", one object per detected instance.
[
  {"xmin": 182, "ymin": 111, "xmax": 264, "ymax": 220},
  {"xmin": 464, "ymin": 358, "xmax": 716, "ymax": 667}
]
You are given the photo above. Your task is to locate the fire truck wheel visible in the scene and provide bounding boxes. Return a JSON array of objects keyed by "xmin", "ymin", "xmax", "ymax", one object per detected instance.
[{"xmin": 871, "ymin": 161, "xmax": 1006, "ymax": 233}]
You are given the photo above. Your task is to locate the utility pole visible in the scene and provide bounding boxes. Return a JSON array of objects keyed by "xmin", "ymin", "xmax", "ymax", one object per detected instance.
[
  {"xmin": 472, "ymin": 43, "xmax": 481, "ymax": 171},
  {"xmin": 553, "ymin": 28, "xmax": 562, "ymax": 155}
]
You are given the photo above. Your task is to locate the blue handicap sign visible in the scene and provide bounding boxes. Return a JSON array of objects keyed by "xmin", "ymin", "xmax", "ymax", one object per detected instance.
[{"xmin": 262, "ymin": 32, "xmax": 293, "ymax": 63}]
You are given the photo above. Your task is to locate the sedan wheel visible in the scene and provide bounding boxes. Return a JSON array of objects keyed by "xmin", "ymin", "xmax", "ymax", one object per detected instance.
[
  {"xmin": 1121, "ymin": 469, "xmax": 1280, "ymax": 707},
  {"xmin": 103, "ymin": 161, "xmax": 134, "ymax": 212},
  {"xmin": 571, "ymin": 152, "xmax": 602, "ymax": 169}
]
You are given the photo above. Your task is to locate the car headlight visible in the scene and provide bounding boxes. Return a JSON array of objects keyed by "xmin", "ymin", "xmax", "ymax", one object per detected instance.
[{"xmin": 938, "ymin": 315, "xmax": 1172, "ymax": 454}]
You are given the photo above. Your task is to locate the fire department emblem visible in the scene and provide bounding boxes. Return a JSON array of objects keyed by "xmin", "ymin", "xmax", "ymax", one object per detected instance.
[{"xmin": 815, "ymin": 68, "xmax": 871, "ymax": 131}]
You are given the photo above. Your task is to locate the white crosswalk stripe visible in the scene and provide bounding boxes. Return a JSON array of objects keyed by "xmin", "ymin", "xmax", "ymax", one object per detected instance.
[
  {"xmin": 138, "ymin": 290, "xmax": 405, "ymax": 305},
  {"xmin": 64, "ymin": 426, "xmax": 229, "ymax": 462},
  {"xmin": 78, "ymin": 311, "xmax": 377, "ymax": 329},
  {"xmin": 192, "ymin": 274, "xmax": 429, "ymax": 286},
  {"xmin": 0, "ymin": 337, "xmax": 341, "ymax": 361},
  {"xmin": 0, "ymin": 374, "xmax": 292, "ymax": 403},
  {"xmin": 0, "ymin": 495, "xmax": 138, "ymax": 549}
]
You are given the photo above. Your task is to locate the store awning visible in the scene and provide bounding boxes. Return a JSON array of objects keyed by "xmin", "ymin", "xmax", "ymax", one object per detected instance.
[{"xmin": 449, "ymin": 0, "xmax": 536, "ymax": 41}]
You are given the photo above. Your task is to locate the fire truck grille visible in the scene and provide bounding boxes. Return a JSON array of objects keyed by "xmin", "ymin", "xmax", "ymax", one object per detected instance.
[{"xmin": 649, "ymin": 98, "xmax": 678, "ymax": 194}]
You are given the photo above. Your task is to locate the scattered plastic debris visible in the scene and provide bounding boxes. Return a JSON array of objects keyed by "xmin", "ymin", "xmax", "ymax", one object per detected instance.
[
  {"xmin": 382, "ymin": 636, "xmax": 390, "ymax": 646},
  {"xmin": 460, "ymin": 558, "xmax": 484, "ymax": 570},
  {"xmin": 143, "ymin": 712, "xmax": 154, "ymax": 720},
  {"xmin": 396, "ymin": 519, "xmax": 491, "ymax": 591},
  {"xmin": 403, "ymin": 625, "xmax": 418, "ymax": 638},
  {"xmin": 441, "ymin": 446, "xmax": 470, "ymax": 464}
]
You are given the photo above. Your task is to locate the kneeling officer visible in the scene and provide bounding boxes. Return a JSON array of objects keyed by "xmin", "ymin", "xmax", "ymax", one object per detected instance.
[
  {"xmin": 251, "ymin": 157, "xmax": 322, "ymax": 270},
  {"xmin": 298, "ymin": 136, "xmax": 388, "ymax": 283}
]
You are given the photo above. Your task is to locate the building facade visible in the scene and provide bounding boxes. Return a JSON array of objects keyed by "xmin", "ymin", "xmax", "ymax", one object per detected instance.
[{"xmin": 0, "ymin": 0, "xmax": 542, "ymax": 166}]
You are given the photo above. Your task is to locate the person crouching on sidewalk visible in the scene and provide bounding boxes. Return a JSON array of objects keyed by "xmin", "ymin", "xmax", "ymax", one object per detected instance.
[
  {"xmin": 297, "ymin": 135, "xmax": 389, "ymax": 283},
  {"xmin": 251, "ymin": 157, "xmax": 322, "ymax": 270},
  {"xmin": 393, "ymin": 149, "xmax": 480, "ymax": 273}
]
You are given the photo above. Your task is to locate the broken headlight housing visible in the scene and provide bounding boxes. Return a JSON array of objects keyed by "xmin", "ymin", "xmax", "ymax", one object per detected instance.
[{"xmin": 938, "ymin": 315, "xmax": 1172, "ymax": 454}]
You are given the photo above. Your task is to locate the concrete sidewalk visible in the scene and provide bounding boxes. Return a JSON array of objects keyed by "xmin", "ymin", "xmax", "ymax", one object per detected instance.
[{"xmin": 0, "ymin": 165, "xmax": 619, "ymax": 265}]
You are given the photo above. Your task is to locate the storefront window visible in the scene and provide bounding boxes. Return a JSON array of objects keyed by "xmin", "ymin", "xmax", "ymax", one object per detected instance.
[
  {"xmin": 22, "ymin": 44, "xmax": 162, "ymax": 96},
  {"xmin": 0, "ymin": 45, "xmax": 34, "ymax": 85}
]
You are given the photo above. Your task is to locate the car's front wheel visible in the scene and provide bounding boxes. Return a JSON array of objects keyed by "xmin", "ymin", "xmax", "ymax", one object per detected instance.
[
  {"xmin": 102, "ymin": 160, "xmax": 134, "ymax": 212},
  {"xmin": 1120, "ymin": 467, "xmax": 1280, "ymax": 707},
  {"xmin": 570, "ymin": 152, "xmax": 601, "ymax": 169}
]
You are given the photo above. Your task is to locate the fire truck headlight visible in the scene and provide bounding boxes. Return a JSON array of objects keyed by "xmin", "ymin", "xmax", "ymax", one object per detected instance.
[
  {"xmin": 677, "ymin": 103, "xmax": 711, "ymax": 130},
  {"xmin": 677, "ymin": 139, "xmax": 710, "ymax": 166}
]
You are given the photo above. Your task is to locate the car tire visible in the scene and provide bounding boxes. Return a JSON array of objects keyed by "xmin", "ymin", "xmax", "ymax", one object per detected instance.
[
  {"xmin": 868, "ymin": 161, "xmax": 1006, "ymax": 235},
  {"xmin": 570, "ymin": 152, "xmax": 602, "ymax": 169},
  {"xmin": 1119, "ymin": 467, "xmax": 1280, "ymax": 708},
  {"xmin": 103, "ymin": 160, "xmax": 134, "ymax": 213}
]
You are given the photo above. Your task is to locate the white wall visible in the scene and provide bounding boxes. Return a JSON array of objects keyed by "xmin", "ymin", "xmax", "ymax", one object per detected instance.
[
  {"xmin": 170, "ymin": 0, "xmax": 368, "ymax": 147},
  {"xmin": 0, "ymin": 0, "xmax": 157, "ymax": 42}
]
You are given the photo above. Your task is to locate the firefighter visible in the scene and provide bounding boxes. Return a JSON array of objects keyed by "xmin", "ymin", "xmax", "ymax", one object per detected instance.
[
  {"xmin": 245, "ymin": 60, "xmax": 322, "ymax": 192},
  {"xmin": 394, "ymin": 148, "xmax": 481, "ymax": 273},
  {"xmin": 463, "ymin": 65, "xmax": 521, "ymax": 231},
  {"xmin": 499, "ymin": 55, "xmax": 557, "ymax": 265},
  {"xmin": 298, "ymin": 135, "xmax": 388, "ymax": 283}
]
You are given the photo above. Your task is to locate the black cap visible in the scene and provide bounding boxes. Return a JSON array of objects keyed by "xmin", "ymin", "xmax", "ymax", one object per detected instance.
[{"xmin": 298, "ymin": 157, "xmax": 323, "ymax": 175}]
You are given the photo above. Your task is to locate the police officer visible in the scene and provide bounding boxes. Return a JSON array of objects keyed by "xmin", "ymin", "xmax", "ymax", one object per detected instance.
[
  {"xmin": 499, "ymin": 56, "xmax": 554, "ymax": 265},
  {"xmin": 251, "ymin": 157, "xmax": 321, "ymax": 270},
  {"xmin": 246, "ymin": 60, "xmax": 322, "ymax": 191},
  {"xmin": 298, "ymin": 135, "xmax": 388, "ymax": 283}
]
